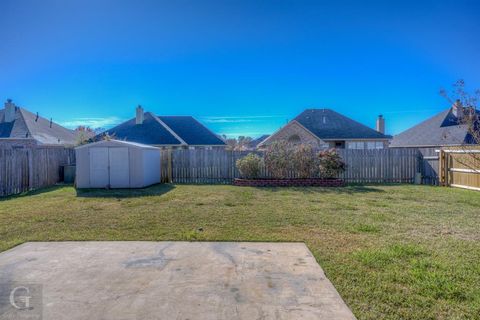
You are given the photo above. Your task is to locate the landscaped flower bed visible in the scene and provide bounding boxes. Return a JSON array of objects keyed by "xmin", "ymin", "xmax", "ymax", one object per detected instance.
[
  {"xmin": 234, "ymin": 178, "xmax": 344, "ymax": 187},
  {"xmin": 235, "ymin": 142, "xmax": 347, "ymax": 187}
]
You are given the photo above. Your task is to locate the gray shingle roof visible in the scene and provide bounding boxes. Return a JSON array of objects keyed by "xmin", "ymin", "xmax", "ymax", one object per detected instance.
[
  {"xmin": 249, "ymin": 134, "xmax": 270, "ymax": 148},
  {"xmin": 101, "ymin": 112, "xmax": 182, "ymax": 145},
  {"xmin": 157, "ymin": 116, "xmax": 226, "ymax": 145},
  {"xmin": 0, "ymin": 107, "xmax": 77, "ymax": 145},
  {"xmin": 99, "ymin": 113, "xmax": 225, "ymax": 146},
  {"xmin": 390, "ymin": 108, "xmax": 479, "ymax": 147},
  {"xmin": 294, "ymin": 109, "xmax": 389, "ymax": 140}
]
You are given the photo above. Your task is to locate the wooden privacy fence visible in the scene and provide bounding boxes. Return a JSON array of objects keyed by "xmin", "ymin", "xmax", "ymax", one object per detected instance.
[
  {"xmin": 0, "ymin": 147, "xmax": 75, "ymax": 197},
  {"xmin": 160, "ymin": 148, "xmax": 421, "ymax": 184},
  {"xmin": 439, "ymin": 147, "xmax": 480, "ymax": 191}
]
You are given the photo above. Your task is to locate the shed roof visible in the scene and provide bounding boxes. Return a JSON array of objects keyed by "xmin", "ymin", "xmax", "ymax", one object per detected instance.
[{"xmin": 76, "ymin": 139, "xmax": 160, "ymax": 150}]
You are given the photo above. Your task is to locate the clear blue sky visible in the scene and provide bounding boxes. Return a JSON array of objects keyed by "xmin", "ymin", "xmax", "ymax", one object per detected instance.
[{"xmin": 1, "ymin": 0, "xmax": 479, "ymax": 138}]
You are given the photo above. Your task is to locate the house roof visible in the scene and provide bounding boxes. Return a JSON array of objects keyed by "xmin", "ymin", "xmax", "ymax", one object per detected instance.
[
  {"xmin": 0, "ymin": 107, "xmax": 77, "ymax": 145},
  {"xmin": 101, "ymin": 112, "xmax": 182, "ymax": 145},
  {"xmin": 157, "ymin": 116, "xmax": 226, "ymax": 145},
  {"xmin": 390, "ymin": 108, "xmax": 480, "ymax": 147},
  {"xmin": 293, "ymin": 109, "xmax": 390, "ymax": 140},
  {"xmin": 99, "ymin": 112, "xmax": 225, "ymax": 146},
  {"xmin": 249, "ymin": 134, "xmax": 270, "ymax": 148}
]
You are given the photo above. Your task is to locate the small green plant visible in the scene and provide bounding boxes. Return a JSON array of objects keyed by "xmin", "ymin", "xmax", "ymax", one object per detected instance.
[
  {"xmin": 236, "ymin": 153, "xmax": 263, "ymax": 179},
  {"xmin": 317, "ymin": 149, "xmax": 346, "ymax": 178}
]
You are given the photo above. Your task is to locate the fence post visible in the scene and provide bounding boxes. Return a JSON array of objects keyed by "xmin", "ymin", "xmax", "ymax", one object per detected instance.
[{"xmin": 27, "ymin": 148, "xmax": 34, "ymax": 190}]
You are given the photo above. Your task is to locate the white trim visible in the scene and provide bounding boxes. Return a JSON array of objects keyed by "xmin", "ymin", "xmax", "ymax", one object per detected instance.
[
  {"xmin": 449, "ymin": 168, "xmax": 480, "ymax": 174},
  {"xmin": 450, "ymin": 184, "xmax": 480, "ymax": 191},
  {"xmin": 75, "ymin": 139, "xmax": 159, "ymax": 150}
]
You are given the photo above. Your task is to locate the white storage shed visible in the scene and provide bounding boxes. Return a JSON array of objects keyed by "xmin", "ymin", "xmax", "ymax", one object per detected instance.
[{"xmin": 75, "ymin": 140, "xmax": 161, "ymax": 189}]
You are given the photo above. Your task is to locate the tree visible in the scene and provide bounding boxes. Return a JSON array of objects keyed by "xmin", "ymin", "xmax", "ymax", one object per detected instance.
[
  {"xmin": 439, "ymin": 80, "xmax": 480, "ymax": 170},
  {"xmin": 74, "ymin": 126, "xmax": 95, "ymax": 146},
  {"xmin": 440, "ymin": 80, "xmax": 480, "ymax": 145},
  {"xmin": 224, "ymin": 136, "xmax": 254, "ymax": 150}
]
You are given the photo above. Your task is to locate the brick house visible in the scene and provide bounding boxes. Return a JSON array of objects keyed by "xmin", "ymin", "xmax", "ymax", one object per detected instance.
[{"xmin": 258, "ymin": 109, "xmax": 391, "ymax": 149}]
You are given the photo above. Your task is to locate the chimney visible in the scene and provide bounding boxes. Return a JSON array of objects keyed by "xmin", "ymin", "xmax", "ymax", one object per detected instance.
[
  {"xmin": 4, "ymin": 99, "xmax": 16, "ymax": 122},
  {"xmin": 135, "ymin": 105, "xmax": 144, "ymax": 125},
  {"xmin": 376, "ymin": 115, "xmax": 385, "ymax": 134}
]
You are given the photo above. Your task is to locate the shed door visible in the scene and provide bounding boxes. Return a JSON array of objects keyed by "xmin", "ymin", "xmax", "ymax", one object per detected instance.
[
  {"xmin": 89, "ymin": 148, "xmax": 109, "ymax": 188},
  {"xmin": 108, "ymin": 147, "xmax": 130, "ymax": 188}
]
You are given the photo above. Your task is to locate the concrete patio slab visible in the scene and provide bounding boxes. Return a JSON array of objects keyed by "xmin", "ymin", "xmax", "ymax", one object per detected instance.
[{"xmin": 0, "ymin": 242, "xmax": 356, "ymax": 320}]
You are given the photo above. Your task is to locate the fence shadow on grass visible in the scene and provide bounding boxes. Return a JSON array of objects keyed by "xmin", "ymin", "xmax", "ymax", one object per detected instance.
[
  {"xmin": 0, "ymin": 185, "xmax": 70, "ymax": 201},
  {"xmin": 76, "ymin": 183, "xmax": 175, "ymax": 199}
]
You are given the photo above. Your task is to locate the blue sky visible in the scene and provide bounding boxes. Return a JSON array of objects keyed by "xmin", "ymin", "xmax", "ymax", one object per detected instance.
[{"xmin": 1, "ymin": 0, "xmax": 479, "ymax": 138}]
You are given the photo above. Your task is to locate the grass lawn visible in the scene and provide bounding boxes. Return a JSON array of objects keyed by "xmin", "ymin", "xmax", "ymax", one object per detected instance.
[{"xmin": 1, "ymin": 184, "xmax": 479, "ymax": 319}]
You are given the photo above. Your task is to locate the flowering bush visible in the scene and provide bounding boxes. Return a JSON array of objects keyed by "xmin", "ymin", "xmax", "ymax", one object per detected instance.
[
  {"xmin": 264, "ymin": 141, "xmax": 294, "ymax": 178},
  {"xmin": 291, "ymin": 144, "xmax": 317, "ymax": 178},
  {"xmin": 317, "ymin": 149, "xmax": 346, "ymax": 178},
  {"xmin": 236, "ymin": 153, "xmax": 263, "ymax": 179}
]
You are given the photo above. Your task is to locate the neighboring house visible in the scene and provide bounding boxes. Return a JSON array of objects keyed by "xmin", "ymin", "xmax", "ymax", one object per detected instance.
[
  {"xmin": 248, "ymin": 134, "xmax": 270, "ymax": 150},
  {"xmin": 258, "ymin": 109, "xmax": 390, "ymax": 149},
  {"xmin": 98, "ymin": 106, "xmax": 226, "ymax": 149},
  {"xmin": 0, "ymin": 99, "xmax": 77, "ymax": 148},
  {"xmin": 390, "ymin": 101, "xmax": 480, "ymax": 148}
]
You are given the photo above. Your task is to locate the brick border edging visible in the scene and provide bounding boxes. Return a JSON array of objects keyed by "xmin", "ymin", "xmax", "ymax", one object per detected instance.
[{"xmin": 233, "ymin": 178, "xmax": 345, "ymax": 187}]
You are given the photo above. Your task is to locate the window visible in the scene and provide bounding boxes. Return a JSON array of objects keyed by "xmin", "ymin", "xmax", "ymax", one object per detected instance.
[
  {"xmin": 288, "ymin": 134, "xmax": 301, "ymax": 144},
  {"xmin": 347, "ymin": 141, "xmax": 365, "ymax": 149},
  {"xmin": 365, "ymin": 141, "xmax": 384, "ymax": 149}
]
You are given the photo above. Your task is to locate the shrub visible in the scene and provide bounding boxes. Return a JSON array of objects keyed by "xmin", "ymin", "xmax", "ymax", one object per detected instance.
[
  {"xmin": 264, "ymin": 141, "xmax": 294, "ymax": 178},
  {"xmin": 291, "ymin": 144, "xmax": 317, "ymax": 178},
  {"xmin": 236, "ymin": 153, "xmax": 263, "ymax": 179},
  {"xmin": 317, "ymin": 149, "xmax": 346, "ymax": 178}
]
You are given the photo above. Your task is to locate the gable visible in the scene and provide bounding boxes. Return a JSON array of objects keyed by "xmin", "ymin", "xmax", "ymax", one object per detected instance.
[{"xmin": 259, "ymin": 120, "xmax": 326, "ymax": 148}]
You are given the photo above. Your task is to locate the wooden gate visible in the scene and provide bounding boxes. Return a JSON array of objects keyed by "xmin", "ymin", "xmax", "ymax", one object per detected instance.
[{"xmin": 439, "ymin": 147, "xmax": 480, "ymax": 191}]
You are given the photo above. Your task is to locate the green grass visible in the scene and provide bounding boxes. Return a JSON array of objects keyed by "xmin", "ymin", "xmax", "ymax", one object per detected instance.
[{"xmin": 1, "ymin": 184, "xmax": 479, "ymax": 319}]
